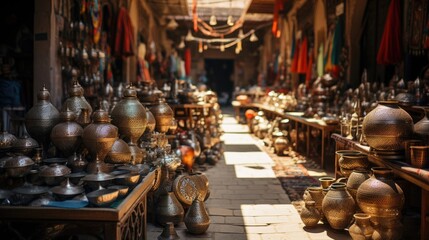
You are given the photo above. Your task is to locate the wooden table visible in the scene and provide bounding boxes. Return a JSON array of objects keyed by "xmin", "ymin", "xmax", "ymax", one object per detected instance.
[
  {"xmin": 0, "ymin": 169, "xmax": 157, "ymax": 240},
  {"xmin": 332, "ymin": 133, "xmax": 429, "ymax": 240}
]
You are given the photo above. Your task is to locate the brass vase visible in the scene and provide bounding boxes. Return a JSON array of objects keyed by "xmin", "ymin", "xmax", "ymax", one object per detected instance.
[
  {"xmin": 25, "ymin": 86, "xmax": 60, "ymax": 156},
  {"xmin": 184, "ymin": 199, "xmax": 210, "ymax": 235},
  {"xmin": 322, "ymin": 182, "xmax": 356, "ymax": 230},
  {"xmin": 50, "ymin": 108, "xmax": 83, "ymax": 157},
  {"xmin": 155, "ymin": 191, "xmax": 185, "ymax": 226},
  {"xmin": 149, "ymin": 97, "xmax": 174, "ymax": 133},
  {"xmin": 349, "ymin": 213, "xmax": 374, "ymax": 240},
  {"xmin": 356, "ymin": 167, "xmax": 404, "ymax": 229},
  {"xmin": 62, "ymin": 81, "xmax": 93, "ymax": 124},
  {"xmin": 110, "ymin": 85, "xmax": 147, "ymax": 146},
  {"xmin": 346, "ymin": 169, "xmax": 370, "ymax": 204},
  {"xmin": 300, "ymin": 201, "xmax": 321, "ymax": 227},
  {"xmin": 362, "ymin": 100, "xmax": 413, "ymax": 152},
  {"xmin": 82, "ymin": 108, "xmax": 118, "ymax": 173}
]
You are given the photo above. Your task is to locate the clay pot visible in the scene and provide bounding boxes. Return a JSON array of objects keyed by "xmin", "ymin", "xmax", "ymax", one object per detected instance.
[
  {"xmin": 300, "ymin": 201, "xmax": 321, "ymax": 227},
  {"xmin": 362, "ymin": 100, "xmax": 413, "ymax": 151},
  {"xmin": 356, "ymin": 167, "xmax": 404, "ymax": 224},
  {"xmin": 319, "ymin": 177, "xmax": 336, "ymax": 190},
  {"xmin": 184, "ymin": 199, "xmax": 210, "ymax": 234},
  {"xmin": 156, "ymin": 191, "xmax": 185, "ymax": 226},
  {"xmin": 371, "ymin": 218, "xmax": 403, "ymax": 240},
  {"xmin": 149, "ymin": 98, "xmax": 174, "ymax": 133},
  {"xmin": 82, "ymin": 108, "xmax": 118, "ymax": 165},
  {"xmin": 346, "ymin": 169, "xmax": 370, "ymax": 203},
  {"xmin": 322, "ymin": 182, "xmax": 356, "ymax": 230},
  {"xmin": 25, "ymin": 86, "xmax": 60, "ymax": 155},
  {"xmin": 338, "ymin": 152, "xmax": 369, "ymax": 171},
  {"xmin": 110, "ymin": 85, "xmax": 147, "ymax": 146},
  {"xmin": 348, "ymin": 213, "xmax": 374, "ymax": 240},
  {"xmin": 303, "ymin": 187, "xmax": 324, "ymax": 216},
  {"xmin": 50, "ymin": 108, "xmax": 83, "ymax": 157}
]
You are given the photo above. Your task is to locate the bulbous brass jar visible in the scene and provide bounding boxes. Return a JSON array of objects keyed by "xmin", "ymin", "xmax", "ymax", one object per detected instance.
[
  {"xmin": 155, "ymin": 191, "xmax": 185, "ymax": 226},
  {"xmin": 25, "ymin": 86, "xmax": 60, "ymax": 154},
  {"xmin": 362, "ymin": 100, "xmax": 413, "ymax": 151},
  {"xmin": 356, "ymin": 167, "xmax": 404, "ymax": 223},
  {"xmin": 184, "ymin": 199, "xmax": 211, "ymax": 234},
  {"xmin": 105, "ymin": 138, "xmax": 131, "ymax": 164},
  {"xmin": 0, "ymin": 130, "xmax": 17, "ymax": 152},
  {"xmin": 322, "ymin": 182, "xmax": 356, "ymax": 230},
  {"xmin": 145, "ymin": 107, "xmax": 156, "ymax": 133},
  {"xmin": 346, "ymin": 169, "xmax": 370, "ymax": 203},
  {"xmin": 50, "ymin": 108, "xmax": 83, "ymax": 157},
  {"xmin": 82, "ymin": 108, "xmax": 118, "ymax": 170},
  {"xmin": 110, "ymin": 85, "xmax": 147, "ymax": 145},
  {"xmin": 62, "ymin": 81, "xmax": 93, "ymax": 121},
  {"xmin": 413, "ymin": 107, "xmax": 429, "ymax": 142},
  {"xmin": 149, "ymin": 97, "xmax": 174, "ymax": 133}
]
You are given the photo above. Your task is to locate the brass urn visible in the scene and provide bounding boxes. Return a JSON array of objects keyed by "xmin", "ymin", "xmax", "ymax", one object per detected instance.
[
  {"xmin": 149, "ymin": 96, "xmax": 174, "ymax": 133},
  {"xmin": 62, "ymin": 81, "xmax": 93, "ymax": 122},
  {"xmin": 50, "ymin": 108, "xmax": 83, "ymax": 157},
  {"xmin": 25, "ymin": 86, "xmax": 60, "ymax": 156},
  {"xmin": 110, "ymin": 85, "xmax": 147, "ymax": 145},
  {"xmin": 82, "ymin": 108, "xmax": 118, "ymax": 173},
  {"xmin": 362, "ymin": 100, "xmax": 413, "ymax": 153},
  {"xmin": 184, "ymin": 199, "xmax": 211, "ymax": 234}
]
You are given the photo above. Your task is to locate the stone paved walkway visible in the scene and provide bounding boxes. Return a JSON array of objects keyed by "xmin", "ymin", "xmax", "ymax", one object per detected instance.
[{"xmin": 147, "ymin": 108, "xmax": 350, "ymax": 240}]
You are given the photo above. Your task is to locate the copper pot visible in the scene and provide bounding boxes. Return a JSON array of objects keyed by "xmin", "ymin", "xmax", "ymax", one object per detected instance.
[
  {"xmin": 110, "ymin": 85, "xmax": 147, "ymax": 145},
  {"xmin": 3, "ymin": 155, "xmax": 34, "ymax": 178},
  {"xmin": 50, "ymin": 108, "xmax": 83, "ymax": 157}
]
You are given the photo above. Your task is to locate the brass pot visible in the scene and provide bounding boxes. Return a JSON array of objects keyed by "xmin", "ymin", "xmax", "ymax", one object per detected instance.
[
  {"xmin": 67, "ymin": 152, "xmax": 88, "ymax": 173},
  {"xmin": 413, "ymin": 107, "xmax": 429, "ymax": 142},
  {"xmin": 3, "ymin": 155, "xmax": 34, "ymax": 178},
  {"xmin": 62, "ymin": 81, "xmax": 93, "ymax": 124},
  {"xmin": 184, "ymin": 199, "xmax": 210, "ymax": 234},
  {"xmin": 356, "ymin": 167, "xmax": 404, "ymax": 223},
  {"xmin": 362, "ymin": 100, "xmax": 413, "ymax": 151},
  {"xmin": 39, "ymin": 163, "xmax": 71, "ymax": 185},
  {"xmin": 82, "ymin": 108, "xmax": 118, "ymax": 163},
  {"xmin": 50, "ymin": 108, "xmax": 83, "ymax": 157},
  {"xmin": 322, "ymin": 182, "xmax": 356, "ymax": 230},
  {"xmin": 145, "ymin": 108, "xmax": 156, "ymax": 133},
  {"xmin": 110, "ymin": 85, "xmax": 147, "ymax": 145},
  {"xmin": 105, "ymin": 138, "xmax": 131, "ymax": 164},
  {"xmin": 25, "ymin": 86, "xmax": 60, "ymax": 154},
  {"xmin": 300, "ymin": 201, "xmax": 321, "ymax": 227},
  {"xmin": 149, "ymin": 98, "xmax": 174, "ymax": 133},
  {"xmin": 346, "ymin": 169, "xmax": 370, "ymax": 203},
  {"xmin": 0, "ymin": 130, "xmax": 17, "ymax": 151}
]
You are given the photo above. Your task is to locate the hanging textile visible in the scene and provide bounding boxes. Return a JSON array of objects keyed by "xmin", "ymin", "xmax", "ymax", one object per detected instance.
[
  {"xmin": 317, "ymin": 44, "xmax": 324, "ymax": 77},
  {"xmin": 377, "ymin": 0, "xmax": 402, "ymax": 64},
  {"xmin": 114, "ymin": 7, "xmax": 135, "ymax": 57},
  {"xmin": 297, "ymin": 37, "xmax": 308, "ymax": 74},
  {"xmin": 290, "ymin": 31, "xmax": 296, "ymax": 59},
  {"xmin": 305, "ymin": 49, "xmax": 314, "ymax": 88},
  {"xmin": 314, "ymin": 0, "xmax": 327, "ymax": 59},
  {"xmin": 407, "ymin": 0, "xmax": 428, "ymax": 55},
  {"xmin": 291, "ymin": 39, "xmax": 300, "ymax": 73},
  {"xmin": 90, "ymin": 0, "xmax": 102, "ymax": 45},
  {"xmin": 184, "ymin": 48, "xmax": 191, "ymax": 77},
  {"xmin": 272, "ymin": 0, "xmax": 284, "ymax": 35},
  {"xmin": 331, "ymin": 17, "xmax": 343, "ymax": 66}
]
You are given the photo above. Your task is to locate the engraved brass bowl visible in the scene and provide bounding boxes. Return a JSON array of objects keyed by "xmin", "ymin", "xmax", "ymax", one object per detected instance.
[{"xmin": 86, "ymin": 188, "xmax": 119, "ymax": 207}]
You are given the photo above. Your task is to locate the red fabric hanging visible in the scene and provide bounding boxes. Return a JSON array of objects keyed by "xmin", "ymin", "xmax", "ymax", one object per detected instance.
[
  {"xmin": 376, "ymin": 0, "xmax": 402, "ymax": 65},
  {"xmin": 114, "ymin": 7, "xmax": 135, "ymax": 58},
  {"xmin": 272, "ymin": 0, "xmax": 284, "ymax": 35},
  {"xmin": 184, "ymin": 48, "xmax": 192, "ymax": 76},
  {"xmin": 297, "ymin": 37, "xmax": 308, "ymax": 74}
]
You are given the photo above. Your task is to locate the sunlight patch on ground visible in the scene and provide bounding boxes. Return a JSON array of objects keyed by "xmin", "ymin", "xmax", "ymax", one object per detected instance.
[
  {"xmin": 221, "ymin": 134, "xmax": 257, "ymax": 145},
  {"xmin": 224, "ymin": 152, "xmax": 274, "ymax": 165}
]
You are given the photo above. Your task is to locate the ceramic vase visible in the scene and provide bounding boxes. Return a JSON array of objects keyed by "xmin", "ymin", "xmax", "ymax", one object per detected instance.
[{"xmin": 300, "ymin": 201, "xmax": 321, "ymax": 227}]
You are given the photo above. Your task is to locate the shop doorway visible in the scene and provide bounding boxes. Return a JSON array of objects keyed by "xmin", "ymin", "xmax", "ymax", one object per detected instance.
[{"xmin": 205, "ymin": 59, "xmax": 234, "ymax": 105}]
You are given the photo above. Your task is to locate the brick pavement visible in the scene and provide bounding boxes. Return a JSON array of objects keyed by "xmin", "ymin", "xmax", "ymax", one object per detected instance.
[{"xmin": 147, "ymin": 108, "xmax": 350, "ymax": 240}]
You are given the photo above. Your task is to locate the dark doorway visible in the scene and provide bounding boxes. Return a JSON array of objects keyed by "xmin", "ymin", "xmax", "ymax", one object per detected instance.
[{"xmin": 205, "ymin": 59, "xmax": 234, "ymax": 105}]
